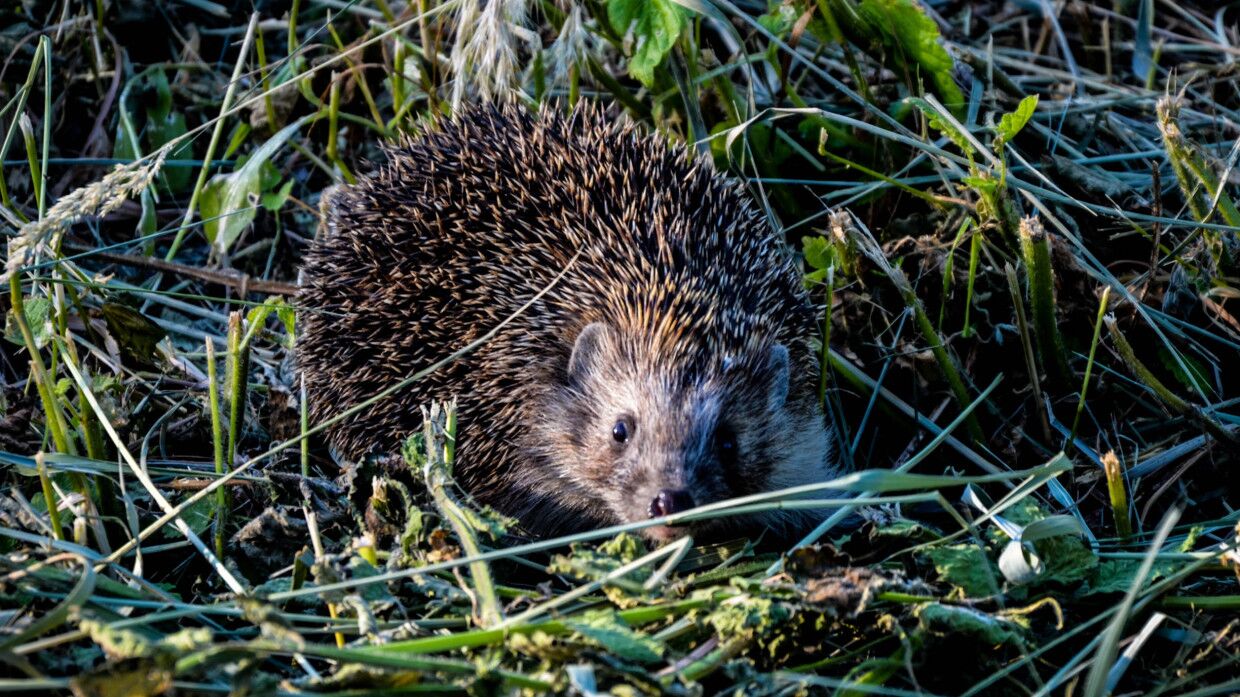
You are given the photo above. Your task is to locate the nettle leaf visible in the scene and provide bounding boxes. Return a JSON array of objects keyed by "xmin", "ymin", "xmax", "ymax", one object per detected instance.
[
  {"xmin": 5, "ymin": 296, "xmax": 53, "ymax": 349},
  {"xmin": 922, "ymin": 544, "xmax": 998, "ymax": 598},
  {"xmin": 1157, "ymin": 346, "xmax": 1210, "ymax": 395},
  {"xmin": 609, "ymin": 0, "xmax": 687, "ymax": 87},
  {"xmin": 201, "ymin": 116, "xmax": 307, "ymax": 255},
  {"xmin": 167, "ymin": 494, "xmax": 215, "ymax": 538},
  {"xmin": 1080, "ymin": 558, "xmax": 1173, "ymax": 597},
  {"xmin": 995, "ymin": 94, "xmax": 1039, "ymax": 147},
  {"xmin": 566, "ymin": 610, "xmax": 664, "ymax": 664},
  {"xmin": 855, "ymin": 0, "xmax": 965, "ymax": 113},
  {"xmin": 757, "ymin": 2, "xmax": 798, "ymax": 38}
]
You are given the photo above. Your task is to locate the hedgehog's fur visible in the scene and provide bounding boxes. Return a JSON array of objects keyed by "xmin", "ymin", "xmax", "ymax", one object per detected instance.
[{"xmin": 298, "ymin": 104, "xmax": 835, "ymax": 539}]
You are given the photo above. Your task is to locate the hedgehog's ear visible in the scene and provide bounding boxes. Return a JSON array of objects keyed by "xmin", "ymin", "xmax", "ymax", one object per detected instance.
[
  {"xmin": 764, "ymin": 344, "xmax": 790, "ymax": 412},
  {"xmin": 567, "ymin": 322, "xmax": 613, "ymax": 384}
]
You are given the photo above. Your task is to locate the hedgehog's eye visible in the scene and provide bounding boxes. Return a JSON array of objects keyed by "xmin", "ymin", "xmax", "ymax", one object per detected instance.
[
  {"xmin": 612, "ymin": 418, "xmax": 633, "ymax": 444},
  {"xmin": 715, "ymin": 424, "xmax": 738, "ymax": 467}
]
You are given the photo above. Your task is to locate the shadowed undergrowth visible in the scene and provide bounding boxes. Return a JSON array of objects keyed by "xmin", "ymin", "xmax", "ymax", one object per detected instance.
[{"xmin": 0, "ymin": 0, "xmax": 1238, "ymax": 694}]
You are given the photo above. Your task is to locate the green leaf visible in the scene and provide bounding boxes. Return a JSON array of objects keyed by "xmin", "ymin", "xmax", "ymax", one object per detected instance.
[
  {"xmin": 608, "ymin": 0, "xmax": 687, "ymax": 87},
  {"xmin": 260, "ymin": 178, "xmax": 294, "ymax": 212},
  {"xmin": 146, "ymin": 111, "xmax": 192, "ymax": 193},
  {"xmin": 201, "ymin": 116, "xmax": 308, "ymax": 255},
  {"xmin": 566, "ymin": 610, "xmax": 664, "ymax": 664},
  {"xmin": 140, "ymin": 69, "xmax": 173, "ymax": 124},
  {"xmin": 757, "ymin": 2, "xmax": 797, "ymax": 37},
  {"xmin": 916, "ymin": 603, "xmax": 1028, "ymax": 648},
  {"xmin": 112, "ymin": 119, "xmax": 137, "ymax": 162},
  {"xmin": 5, "ymin": 296, "xmax": 53, "ymax": 349},
  {"xmin": 922, "ymin": 544, "xmax": 997, "ymax": 598},
  {"xmin": 706, "ymin": 593, "xmax": 792, "ymax": 641},
  {"xmin": 906, "ymin": 97, "xmax": 975, "ymax": 155},
  {"xmin": 1081, "ymin": 557, "xmax": 1174, "ymax": 597},
  {"xmin": 170, "ymin": 494, "xmax": 216, "ymax": 537},
  {"xmin": 276, "ymin": 303, "xmax": 296, "ymax": 347},
  {"xmin": 802, "ymin": 236, "xmax": 834, "ymax": 271},
  {"xmin": 995, "ymin": 95, "xmax": 1038, "ymax": 147},
  {"xmin": 1157, "ymin": 346, "xmax": 1210, "ymax": 395},
  {"xmin": 852, "ymin": 0, "xmax": 965, "ymax": 114},
  {"xmin": 1019, "ymin": 514, "xmax": 1086, "ymax": 543}
]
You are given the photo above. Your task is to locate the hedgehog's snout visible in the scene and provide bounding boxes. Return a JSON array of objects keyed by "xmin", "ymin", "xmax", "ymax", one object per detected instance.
[{"xmin": 648, "ymin": 488, "xmax": 696, "ymax": 518}]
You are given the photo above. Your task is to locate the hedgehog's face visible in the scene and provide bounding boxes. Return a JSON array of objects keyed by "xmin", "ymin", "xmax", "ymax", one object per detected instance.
[{"xmin": 550, "ymin": 322, "xmax": 833, "ymax": 542}]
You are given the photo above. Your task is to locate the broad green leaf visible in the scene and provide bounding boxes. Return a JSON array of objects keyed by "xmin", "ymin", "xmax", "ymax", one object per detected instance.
[
  {"xmin": 182, "ymin": 495, "xmax": 215, "ymax": 537},
  {"xmin": 706, "ymin": 594, "xmax": 791, "ymax": 640},
  {"xmin": 1079, "ymin": 558, "xmax": 1171, "ymax": 596},
  {"xmin": 277, "ymin": 303, "xmax": 296, "ymax": 347},
  {"xmin": 1018, "ymin": 514, "xmax": 1085, "ymax": 543},
  {"xmin": 995, "ymin": 94, "xmax": 1038, "ymax": 147},
  {"xmin": 112, "ymin": 119, "xmax": 137, "ymax": 161},
  {"xmin": 140, "ymin": 69, "xmax": 173, "ymax": 124},
  {"xmin": 757, "ymin": 2, "xmax": 797, "ymax": 37},
  {"xmin": 608, "ymin": 0, "xmax": 687, "ymax": 87},
  {"xmin": 201, "ymin": 116, "xmax": 308, "ymax": 255}
]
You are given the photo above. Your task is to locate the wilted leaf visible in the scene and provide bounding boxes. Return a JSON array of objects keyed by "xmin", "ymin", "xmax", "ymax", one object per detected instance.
[
  {"xmin": 101, "ymin": 303, "xmax": 166, "ymax": 366},
  {"xmin": 71, "ymin": 666, "xmax": 173, "ymax": 697}
]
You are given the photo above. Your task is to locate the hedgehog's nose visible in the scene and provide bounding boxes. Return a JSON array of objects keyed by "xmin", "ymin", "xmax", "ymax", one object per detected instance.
[{"xmin": 649, "ymin": 489, "xmax": 696, "ymax": 518}]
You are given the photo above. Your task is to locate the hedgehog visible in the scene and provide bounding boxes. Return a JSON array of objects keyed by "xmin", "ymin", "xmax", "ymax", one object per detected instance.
[{"xmin": 297, "ymin": 104, "xmax": 835, "ymax": 541}]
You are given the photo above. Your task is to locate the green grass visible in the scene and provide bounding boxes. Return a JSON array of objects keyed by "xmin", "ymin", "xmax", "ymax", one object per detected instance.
[{"xmin": 1, "ymin": 0, "xmax": 1239, "ymax": 694}]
